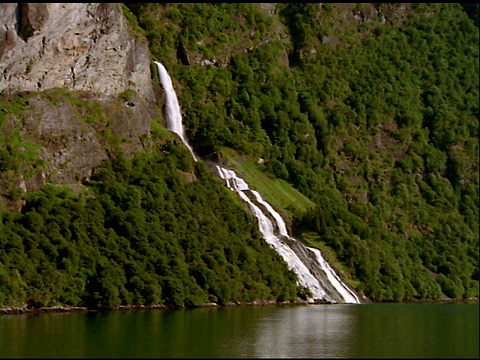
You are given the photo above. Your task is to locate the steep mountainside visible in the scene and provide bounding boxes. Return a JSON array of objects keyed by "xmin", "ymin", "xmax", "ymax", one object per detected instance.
[
  {"xmin": 1, "ymin": 3, "xmax": 158, "ymax": 204},
  {"xmin": 0, "ymin": 3, "xmax": 478, "ymax": 310}
]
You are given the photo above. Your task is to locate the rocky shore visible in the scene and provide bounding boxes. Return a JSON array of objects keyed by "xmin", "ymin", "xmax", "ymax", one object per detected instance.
[
  {"xmin": 2, "ymin": 297, "xmax": 477, "ymax": 316},
  {"xmin": 0, "ymin": 304, "xmax": 89, "ymax": 315},
  {"xmin": 0, "ymin": 298, "xmax": 312, "ymax": 315}
]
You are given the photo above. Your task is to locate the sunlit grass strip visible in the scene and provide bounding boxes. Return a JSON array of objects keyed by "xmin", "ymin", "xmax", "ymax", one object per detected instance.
[{"xmin": 222, "ymin": 151, "xmax": 315, "ymax": 218}]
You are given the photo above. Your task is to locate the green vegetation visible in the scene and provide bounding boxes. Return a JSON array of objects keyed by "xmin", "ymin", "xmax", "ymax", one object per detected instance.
[
  {"xmin": 121, "ymin": 3, "xmax": 146, "ymax": 41},
  {"xmin": 0, "ymin": 93, "xmax": 43, "ymax": 204},
  {"xmin": 0, "ymin": 133, "xmax": 301, "ymax": 309},
  {"xmin": 0, "ymin": 3, "xmax": 478, "ymax": 308},
  {"xmin": 128, "ymin": 3, "xmax": 479, "ymax": 301}
]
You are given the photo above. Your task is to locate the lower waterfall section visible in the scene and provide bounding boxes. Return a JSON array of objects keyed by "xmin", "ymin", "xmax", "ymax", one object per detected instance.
[{"xmin": 215, "ymin": 166, "xmax": 361, "ymax": 304}]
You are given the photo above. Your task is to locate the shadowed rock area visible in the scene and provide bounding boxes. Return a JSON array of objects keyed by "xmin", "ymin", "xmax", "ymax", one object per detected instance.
[
  {"xmin": 0, "ymin": 3, "xmax": 159, "ymax": 198},
  {"xmin": 1, "ymin": 3, "xmax": 154, "ymax": 100}
]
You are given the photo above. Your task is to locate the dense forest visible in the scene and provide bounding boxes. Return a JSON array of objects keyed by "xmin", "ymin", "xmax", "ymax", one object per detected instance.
[{"xmin": 0, "ymin": 3, "xmax": 478, "ymax": 309}]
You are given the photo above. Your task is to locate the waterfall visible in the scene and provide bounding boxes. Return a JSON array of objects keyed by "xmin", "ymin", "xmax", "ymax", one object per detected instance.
[
  {"xmin": 216, "ymin": 166, "xmax": 360, "ymax": 304},
  {"xmin": 154, "ymin": 61, "xmax": 197, "ymax": 162},
  {"xmin": 155, "ymin": 60, "xmax": 361, "ymax": 304}
]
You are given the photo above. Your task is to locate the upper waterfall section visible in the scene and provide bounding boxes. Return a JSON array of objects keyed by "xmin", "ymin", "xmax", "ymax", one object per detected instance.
[{"xmin": 154, "ymin": 61, "xmax": 197, "ymax": 162}]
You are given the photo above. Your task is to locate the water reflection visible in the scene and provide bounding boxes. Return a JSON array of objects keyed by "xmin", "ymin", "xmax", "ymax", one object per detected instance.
[
  {"xmin": 0, "ymin": 303, "xmax": 478, "ymax": 358},
  {"xmin": 352, "ymin": 303, "xmax": 480, "ymax": 358},
  {"xmin": 245, "ymin": 305, "xmax": 356, "ymax": 358}
]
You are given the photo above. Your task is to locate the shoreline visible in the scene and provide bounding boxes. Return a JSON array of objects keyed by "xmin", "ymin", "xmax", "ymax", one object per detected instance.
[
  {"xmin": 1, "ymin": 297, "xmax": 478, "ymax": 316},
  {"xmin": 0, "ymin": 299, "xmax": 309, "ymax": 315}
]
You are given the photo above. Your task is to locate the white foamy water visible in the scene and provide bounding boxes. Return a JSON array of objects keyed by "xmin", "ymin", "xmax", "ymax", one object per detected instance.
[
  {"xmin": 154, "ymin": 61, "xmax": 197, "ymax": 161},
  {"xmin": 216, "ymin": 166, "xmax": 360, "ymax": 304}
]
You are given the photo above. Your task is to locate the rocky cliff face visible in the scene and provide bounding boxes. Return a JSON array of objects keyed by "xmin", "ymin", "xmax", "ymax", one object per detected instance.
[
  {"xmin": 0, "ymin": 3, "xmax": 158, "ymax": 201},
  {"xmin": 1, "ymin": 3, "xmax": 154, "ymax": 100}
]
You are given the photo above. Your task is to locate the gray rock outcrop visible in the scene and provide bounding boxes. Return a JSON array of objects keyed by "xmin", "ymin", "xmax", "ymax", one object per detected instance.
[
  {"xmin": 0, "ymin": 3, "xmax": 154, "ymax": 102},
  {"xmin": 0, "ymin": 3, "xmax": 159, "ymax": 203}
]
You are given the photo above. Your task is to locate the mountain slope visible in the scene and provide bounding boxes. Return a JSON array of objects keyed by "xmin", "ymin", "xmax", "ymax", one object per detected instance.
[
  {"xmin": 129, "ymin": 3, "xmax": 479, "ymax": 301},
  {"xmin": 0, "ymin": 3, "xmax": 478, "ymax": 309}
]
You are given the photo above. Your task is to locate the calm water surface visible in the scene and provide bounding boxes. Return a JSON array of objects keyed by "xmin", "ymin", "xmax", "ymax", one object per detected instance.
[{"xmin": 0, "ymin": 302, "xmax": 478, "ymax": 358}]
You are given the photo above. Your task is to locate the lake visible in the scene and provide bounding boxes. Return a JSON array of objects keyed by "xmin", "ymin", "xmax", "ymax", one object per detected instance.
[{"xmin": 0, "ymin": 302, "xmax": 478, "ymax": 358}]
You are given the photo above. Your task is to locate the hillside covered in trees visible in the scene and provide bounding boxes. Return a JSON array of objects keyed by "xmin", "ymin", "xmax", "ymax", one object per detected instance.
[{"xmin": 0, "ymin": 3, "xmax": 478, "ymax": 309}]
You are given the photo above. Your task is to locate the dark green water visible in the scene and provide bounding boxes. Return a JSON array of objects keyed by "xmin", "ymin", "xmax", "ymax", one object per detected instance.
[{"xmin": 0, "ymin": 303, "xmax": 478, "ymax": 358}]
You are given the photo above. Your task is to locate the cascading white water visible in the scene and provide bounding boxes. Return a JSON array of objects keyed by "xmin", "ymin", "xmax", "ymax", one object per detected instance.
[
  {"xmin": 216, "ymin": 166, "xmax": 360, "ymax": 304},
  {"xmin": 155, "ymin": 60, "xmax": 361, "ymax": 304},
  {"xmin": 307, "ymin": 248, "xmax": 360, "ymax": 304},
  {"xmin": 154, "ymin": 61, "xmax": 197, "ymax": 162},
  {"xmin": 216, "ymin": 167, "xmax": 328, "ymax": 301}
]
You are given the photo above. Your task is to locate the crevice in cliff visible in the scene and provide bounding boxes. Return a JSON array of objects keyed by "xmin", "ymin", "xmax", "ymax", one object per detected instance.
[
  {"xmin": 70, "ymin": 66, "xmax": 76, "ymax": 88},
  {"xmin": 15, "ymin": 3, "xmax": 34, "ymax": 42}
]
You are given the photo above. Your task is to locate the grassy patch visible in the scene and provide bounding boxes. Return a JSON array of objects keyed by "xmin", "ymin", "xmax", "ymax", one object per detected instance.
[
  {"xmin": 220, "ymin": 148, "xmax": 315, "ymax": 219},
  {"xmin": 121, "ymin": 4, "xmax": 147, "ymax": 40}
]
